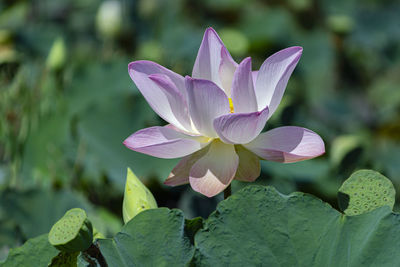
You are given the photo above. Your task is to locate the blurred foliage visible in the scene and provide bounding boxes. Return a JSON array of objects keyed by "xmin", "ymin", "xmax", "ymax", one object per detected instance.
[{"xmin": 0, "ymin": 0, "xmax": 400, "ymax": 261}]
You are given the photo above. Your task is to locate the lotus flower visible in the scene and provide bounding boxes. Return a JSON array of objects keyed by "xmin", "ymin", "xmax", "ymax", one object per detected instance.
[{"xmin": 124, "ymin": 27, "xmax": 325, "ymax": 197}]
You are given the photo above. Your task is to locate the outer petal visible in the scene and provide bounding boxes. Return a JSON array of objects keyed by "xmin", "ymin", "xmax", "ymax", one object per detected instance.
[
  {"xmin": 213, "ymin": 107, "xmax": 269, "ymax": 144},
  {"xmin": 189, "ymin": 140, "xmax": 239, "ymax": 197},
  {"xmin": 244, "ymin": 126, "xmax": 325, "ymax": 163},
  {"xmin": 231, "ymin": 57, "xmax": 258, "ymax": 113},
  {"xmin": 164, "ymin": 146, "xmax": 210, "ymax": 186},
  {"xmin": 255, "ymin": 47, "xmax": 302, "ymax": 116},
  {"xmin": 123, "ymin": 126, "xmax": 207, "ymax": 159},
  {"xmin": 185, "ymin": 77, "xmax": 230, "ymax": 137},
  {"xmin": 128, "ymin": 61, "xmax": 191, "ymax": 131},
  {"xmin": 148, "ymin": 74, "xmax": 192, "ymax": 131},
  {"xmin": 234, "ymin": 145, "xmax": 261, "ymax": 182},
  {"xmin": 192, "ymin": 27, "xmax": 236, "ymax": 88},
  {"xmin": 219, "ymin": 47, "xmax": 238, "ymax": 97}
]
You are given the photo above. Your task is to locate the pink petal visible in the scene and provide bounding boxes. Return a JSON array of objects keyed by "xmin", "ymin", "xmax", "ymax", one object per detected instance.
[
  {"xmin": 164, "ymin": 147, "xmax": 209, "ymax": 186},
  {"xmin": 148, "ymin": 74, "xmax": 192, "ymax": 131},
  {"xmin": 128, "ymin": 61, "xmax": 191, "ymax": 131},
  {"xmin": 231, "ymin": 57, "xmax": 258, "ymax": 113},
  {"xmin": 189, "ymin": 140, "xmax": 239, "ymax": 197},
  {"xmin": 252, "ymin": 71, "xmax": 258, "ymax": 89},
  {"xmin": 185, "ymin": 77, "xmax": 230, "ymax": 137},
  {"xmin": 244, "ymin": 126, "xmax": 325, "ymax": 163},
  {"xmin": 234, "ymin": 146, "xmax": 261, "ymax": 182},
  {"xmin": 123, "ymin": 126, "xmax": 207, "ymax": 159},
  {"xmin": 192, "ymin": 27, "xmax": 235, "ymax": 89},
  {"xmin": 219, "ymin": 47, "xmax": 238, "ymax": 97},
  {"xmin": 255, "ymin": 47, "xmax": 302, "ymax": 116},
  {"xmin": 213, "ymin": 107, "xmax": 269, "ymax": 144}
]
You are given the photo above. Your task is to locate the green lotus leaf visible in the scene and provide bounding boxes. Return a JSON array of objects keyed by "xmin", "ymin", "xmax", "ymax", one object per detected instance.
[
  {"xmin": 2, "ymin": 234, "xmax": 58, "ymax": 267},
  {"xmin": 98, "ymin": 208, "xmax": 194, "ymax": 266}
]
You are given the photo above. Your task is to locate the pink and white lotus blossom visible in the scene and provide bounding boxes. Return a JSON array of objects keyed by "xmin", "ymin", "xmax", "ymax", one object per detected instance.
[{"xmin": 124, "ymin": 27, "xmax": 325, "ymax": 197}]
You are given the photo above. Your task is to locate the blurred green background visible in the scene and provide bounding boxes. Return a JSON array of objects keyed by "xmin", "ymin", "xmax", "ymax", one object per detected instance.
[{"xmin": 1, "ymin": 0, "xmax": 400, "ymax": 261}]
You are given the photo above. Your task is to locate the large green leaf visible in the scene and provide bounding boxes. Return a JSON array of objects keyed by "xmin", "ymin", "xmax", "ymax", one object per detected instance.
[
  {"xmin": 194, "ymin": 186, "xmax": 400, "ymax": 266},
  {"xmin": 98, "ymin": 208, "xmax": 194, "ymax": 266},
  {"xmin": 2, "ymin": 234, "xmax": 58, "ymax": 267}
]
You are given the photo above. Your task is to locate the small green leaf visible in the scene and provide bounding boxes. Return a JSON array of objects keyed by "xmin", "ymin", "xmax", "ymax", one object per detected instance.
[
  {"xmin": 2, "ymin": 234, "xmax": 58, "ymax": 267},
  {"xmin": 338, "ymin": 170, "xmax": 396, "ymax": 216},
  {"xmin": 122, "ymin": 168, "xmax": 157, "ymax": 224},
  {"xmin": 48, "ymin": 208, "xmax": 93, "ymax": 252}
]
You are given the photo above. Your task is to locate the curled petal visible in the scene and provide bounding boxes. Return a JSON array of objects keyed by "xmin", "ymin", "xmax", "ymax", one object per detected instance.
[
  {"xmin": 213, "ymin": 107, "xmax": 269, "ymax": 144},
  {"xmin": 189, "ymin": 140, "xmax": 239, "ymax": 197},
  {"xmin": 255, "ymin": 47, "xmax": 302, "ymax": 116},
  {"xmin": 192, "ymin": 27, "xmax": 236, "ymax": 88},
  {"xmin": 231, "ymin": 57, "xmax": 258, "ymax": 113},
  {"xmin": 234, "ymin": 145, "xmax": 261, "ymax": 182},
  {"xmin": 244, "ymin": 126, "xmax": 325, "ymax": 163},
  {"xmin": 128, "ymin": 61, "xmax": 191, "ymax": 131},
  {"xmin": 185, "ymin": 77, "xmax": 230, "ymax": 137},
  {"xmin": 123, "ymin": 126, "xmax": 208, "ymax": 159}
]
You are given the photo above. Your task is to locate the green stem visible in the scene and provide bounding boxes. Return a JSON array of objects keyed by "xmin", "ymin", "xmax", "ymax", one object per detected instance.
[{"xmin": 224, "ymin": 184, "xmax": 232, "ymax": 199}]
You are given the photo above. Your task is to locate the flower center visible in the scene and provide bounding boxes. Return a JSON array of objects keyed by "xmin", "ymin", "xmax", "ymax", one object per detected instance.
[{"xmin": 228, "ymin": 98, "xmax": 234, "ymax": 113}]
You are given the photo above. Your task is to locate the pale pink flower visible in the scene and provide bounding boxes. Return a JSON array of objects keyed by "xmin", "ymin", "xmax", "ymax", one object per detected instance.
[{"xmin": 124, "ymin": 28, "xmax": 325, "ymax": 197}]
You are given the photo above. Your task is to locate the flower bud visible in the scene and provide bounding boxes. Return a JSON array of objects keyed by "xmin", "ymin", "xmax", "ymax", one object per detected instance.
[
  {"xmin": 46, "ymin": 37, "xmax": 66, "ymax": 71},
  {"xmin": 122, "ymin": 168, "xmax": 157, "ymax": 224},
  {"xmin": 96, "ymin": 0, "xmax": 122, "ymax": 39}
]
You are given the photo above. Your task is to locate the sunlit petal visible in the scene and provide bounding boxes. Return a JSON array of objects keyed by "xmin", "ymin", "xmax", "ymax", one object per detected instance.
[
  {"xmin": 128, "ymin": 61, "xmax": 191, "ymax": 131},
  {"xmin": 189, "ymin": 140, "xmax": 239, "ymax": 197},
  {"xmin": 124, "ymin": 126, "xmax": 207, "ymax": 159},
  {"xmin": 231, "ymin": 57, "xmax": 258, "ymax": 113},
  {"xmin": 185, "ymin": 77, "xmax": 230, "ymax": 137},
  {"xmin": 244, "ymin": 126, "xmax": 325, "ymax": 163},
  {"xmin": 255, "ymin": 47, "xmax": 302, "ymax": 116},
  {"xmin": 213, "ymin": 107, "xmax": 269, "ymax": 144}
]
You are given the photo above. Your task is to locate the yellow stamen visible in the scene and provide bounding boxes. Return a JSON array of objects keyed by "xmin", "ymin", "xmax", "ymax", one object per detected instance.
[{"xmin": 228, "ymin": 98, "xmax": 234, "ymax": 113}]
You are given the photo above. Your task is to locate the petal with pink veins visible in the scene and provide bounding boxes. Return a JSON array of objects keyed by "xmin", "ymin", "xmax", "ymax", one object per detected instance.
[
  {"xmin": 255, "ymin": 47, "xmax": 302, "ymax": 116},
  {"xmin": 234, "ymin": 145, "xmax": 261, "ymax": 182},
  {"xmin": 148, "ymin": 74, "xmax": 192, "ymax": 131},
  {"xmin": 213, "ymin": 107, "xmax": 269, "ymax": 144},
  {"xmin": 231, "ymin": 57, "xmax": 258, "ymax": 113},
  {"xmin": 123, "ymin": 126, "xmax": 208, "ymax": 159},
  {"xmin": 219, "ymin": 47, "xmax": 238, "ymax": 97},
  {"xmin": 244, "ymin": 126, "xmax": 325, "ymax": 163},
  {"xmin": 164, "ymin": 146, "xmax": 210, "ymax": 186},
  {"xmin": 192, "ymin": 27, "xmax": 235, "ymax": 88},
  {"xmin": 185, "ymin": 77, "xmax": 230, "ymax": 138},
  {"xmin": 128, "ymin": 61, "xmax": 191, "ymax": 131},
  {"xmin": 189, "ymin": 140, "xmax": 239, "ymax": 197}
]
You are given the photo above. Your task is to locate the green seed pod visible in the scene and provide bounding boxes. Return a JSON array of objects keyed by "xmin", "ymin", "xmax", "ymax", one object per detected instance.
[
  {"xmin": 48, "ymin": 208, "xmax": 93, "ymax": 252},
  {"xmin": 338, "ymin": 170, "xmax": 395, "ymax": 216}
]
